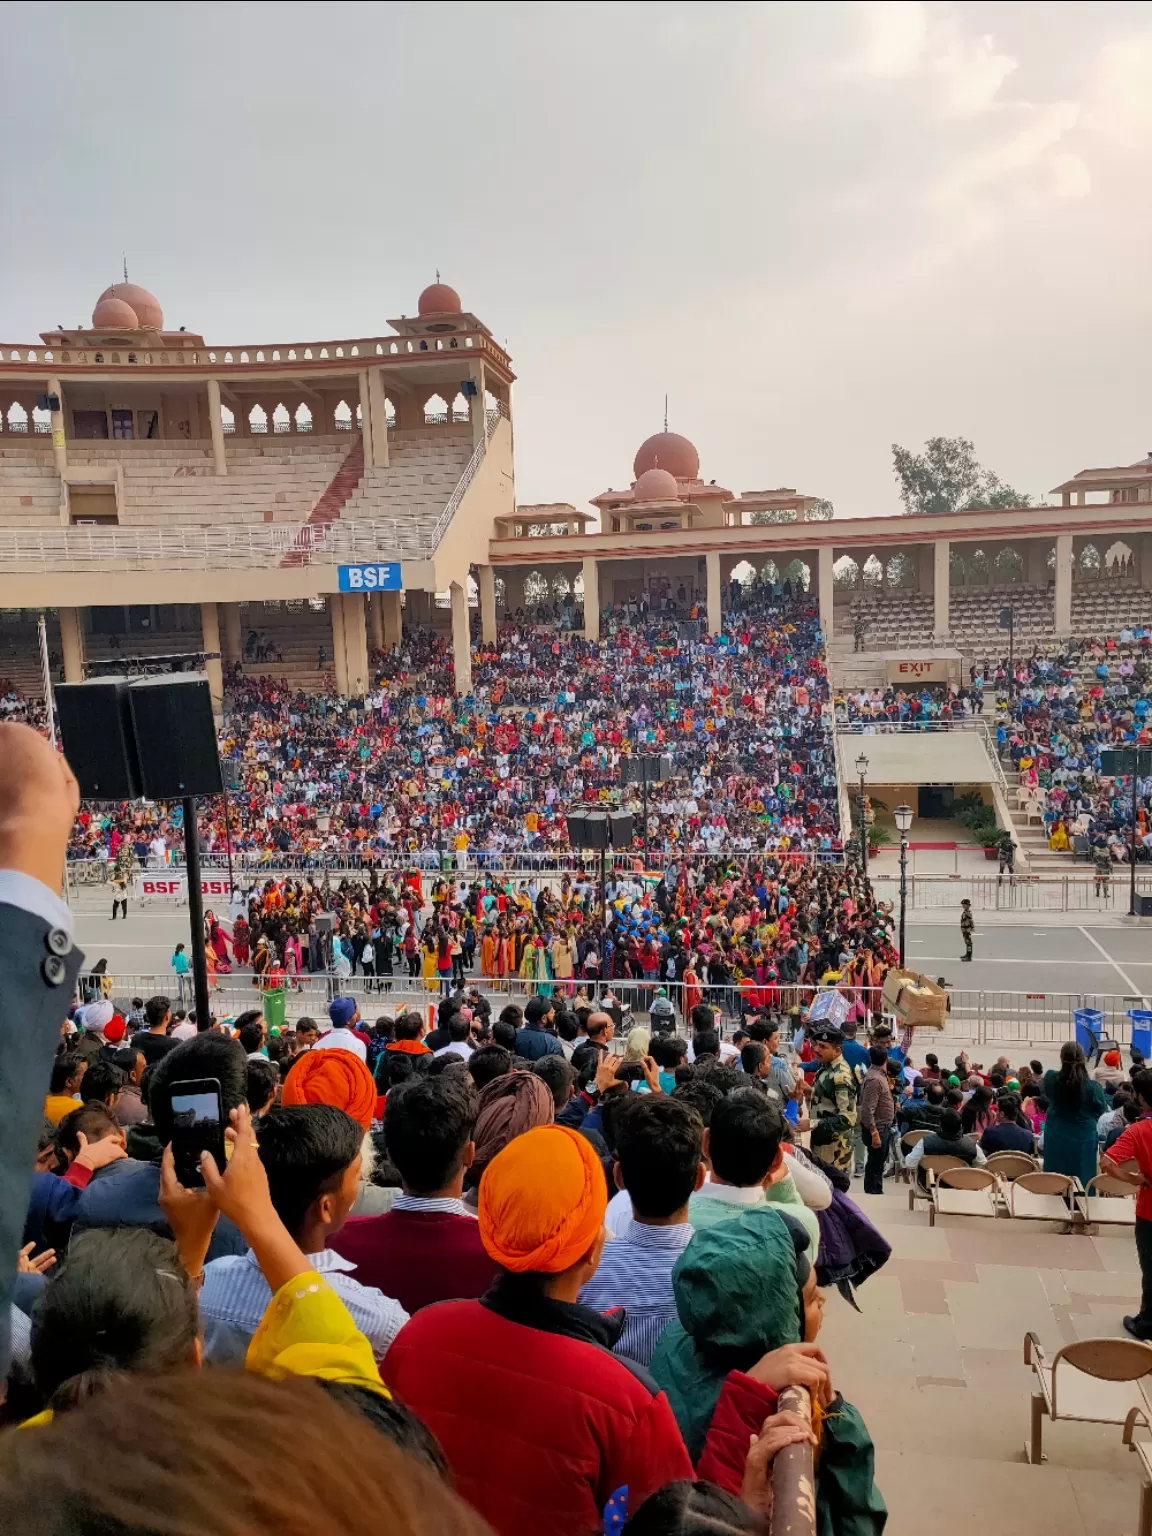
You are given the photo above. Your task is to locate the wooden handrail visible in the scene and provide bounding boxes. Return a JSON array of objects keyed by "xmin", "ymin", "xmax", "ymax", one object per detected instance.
[{"xmin": 770, "ymin": 1386, "xmax": 817, "ymax": 1536}]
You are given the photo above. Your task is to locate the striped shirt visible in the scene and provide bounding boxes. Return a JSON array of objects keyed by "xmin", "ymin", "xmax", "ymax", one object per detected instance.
[
  {"xmin": 200, "ymin": 1247, "xmax": 408, "ymax": 1364},
  {"xmin": 391, "ymin": 1193, "xmax": 476, "ymax": 1218},
  {"xmin": 578, "ymin": 1222, "xmax": 693, "ymax": 1366}
]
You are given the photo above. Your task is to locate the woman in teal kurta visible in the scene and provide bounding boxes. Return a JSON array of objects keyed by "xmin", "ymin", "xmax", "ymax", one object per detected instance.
[{"xmin": 1043, "ymin": 1041, "xmax": 1108, "ymax": 1187}]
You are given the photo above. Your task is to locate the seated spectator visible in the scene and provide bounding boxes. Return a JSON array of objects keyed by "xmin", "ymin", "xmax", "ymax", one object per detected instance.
[
  {"xmin": 687, "ymin": 1090, "xmax": 820, "ymax": 1254},
  {"xmin": 904, "ymin": 1108, "xmax": 986, "ymax": 1181},
  {"xmin": 979, "ymin": 1094, "xmax": 1036, "ymax": 1155},
  {"xmin": 1105, "ymin": 1097, "xmax": 1143, "ymax": 1155},
  {"xmin": 383, "ymin": 1124, "xmax": 696, "ymax": 1534},
  {"xmin": 897, "ymin": 1082, "xmax": 946, "ymax": 1135},
  {"xmin": 578, "ymin": 1096, "xmax": 706, "ymax": 1365},
  {"xmin": 1095, "ymin": 1049, "xmax": 1127, "ymax": 1088},
  {"xmin": 200, "ymin": 1104, "xmax": 408, "ymax": 1363},
  {"xmin": 78, "ymin": 1060, "xmax": 124, "ymax": 1116},
  {"xmin": 960, "ymin": 1085, "xmax": 996, "ymax": 1141},
  {"xmin": 329, "ymin": 1073, "xmax": 497, "ymax": 1314},
  {"xmin": 44, "ymin": 1052, "xmax": 87, "ymax": 1126},
  {"xmin": 650, "ymin": 1209, "xmax": 886, "ymax": 1529},
  {"xmin": 111, "ymin": 1047, "xmax": 149, "ymax": 1126}
]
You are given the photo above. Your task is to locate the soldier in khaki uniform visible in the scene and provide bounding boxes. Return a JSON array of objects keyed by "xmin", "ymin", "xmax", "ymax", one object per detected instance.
[{"xmin": 801, "ymin": 1023, "xmax": 859, "ymax": 1178}]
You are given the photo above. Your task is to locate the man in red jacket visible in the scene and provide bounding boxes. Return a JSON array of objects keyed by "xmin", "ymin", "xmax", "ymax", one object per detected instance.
[
  {"xmin": 384, "ymin": 1123, "xmax": 694, "ymax": 1536},
  {"xmin": 328, "ymin": 1069, "xmax": 496, "ymax": 1314}
]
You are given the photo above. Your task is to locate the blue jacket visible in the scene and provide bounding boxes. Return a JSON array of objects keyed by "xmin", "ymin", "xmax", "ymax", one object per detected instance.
[
  {"xmin": 513, "ymin": 1024, "xmax": 563, "ymax": 1062},
  {"xmin": 73, "ymin": 1159, "xmax": 246, "ymax": 1261}
]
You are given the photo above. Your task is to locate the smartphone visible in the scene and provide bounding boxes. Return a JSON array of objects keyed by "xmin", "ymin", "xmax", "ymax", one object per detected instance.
[{"xmin": 169, "ymin": 1077, "xmax": 226, "ymax": 1188}]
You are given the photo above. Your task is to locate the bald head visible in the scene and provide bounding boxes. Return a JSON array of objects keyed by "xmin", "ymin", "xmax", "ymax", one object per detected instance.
[{"xmin": 587, "ymin": 1012, "xmax": 615, "ymax": 1043}]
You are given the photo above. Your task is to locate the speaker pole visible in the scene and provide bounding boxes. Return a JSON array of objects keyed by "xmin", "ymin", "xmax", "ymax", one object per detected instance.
[
  {"xmin": 600, "ymin": 843, "xmax": 607, "ymax": 939},
  {"xmin": 183, "ymin": 796, "xmax": 211, "ymax": 1030}
]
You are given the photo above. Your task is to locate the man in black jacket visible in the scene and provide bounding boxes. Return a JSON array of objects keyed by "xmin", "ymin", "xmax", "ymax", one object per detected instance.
[
  {"xmin": 897, "ymin": 1081, "xmax": 947, "ymax": 1136},
  {"xmin": 514, "ymin": 996, "xmax": 563, "ymax": 1062}
]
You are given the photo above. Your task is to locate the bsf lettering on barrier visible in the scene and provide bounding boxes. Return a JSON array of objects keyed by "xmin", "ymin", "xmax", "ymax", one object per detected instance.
[
  {"xmin": 136, "ymin": 876, "xmax": 233, "ymax": 901},
  {"xmin": 337, "ymin": 563, "xmax": 401, "ymax": 592}
]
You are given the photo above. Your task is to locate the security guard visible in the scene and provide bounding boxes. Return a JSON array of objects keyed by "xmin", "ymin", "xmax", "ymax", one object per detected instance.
[
  {"xmin": 960, "ymin": 898, "xmax": 974, "ymax": 962},
  {"xmin": 802, "ymin": 1023, "xmax": 859, "ymax": 1177}
]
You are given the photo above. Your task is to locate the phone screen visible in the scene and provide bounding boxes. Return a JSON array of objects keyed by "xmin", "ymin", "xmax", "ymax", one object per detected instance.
[{"xmin": 169, "ymin": 1078, "xmax": 225, "ymax": 1188}]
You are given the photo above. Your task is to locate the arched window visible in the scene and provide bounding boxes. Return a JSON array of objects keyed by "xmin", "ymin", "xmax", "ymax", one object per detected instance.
[
  {"xmin": 384, "ymin": 397, "xmax": 397, "ymax": 430},
  {"xmin": 730, "ymin": 560, "xmax": 756, "ymax": 587},
  {"xmin": 272, "ymin": 403, "xmax": 291, "ymax": 435},
  {"xmin": 551, "ymin": 574, "xmax": 572, "ymax": 598},
  {"xmin": 950, "ymin": 548, "xmax": 967, "ymax": 584},
  {"xmin": 6, "ymin": 402, "xmax": 28, "ymax": 433},
  {"xmin": 451, "ymin": 391, "xmax": 470, "ymax": 423},
  {"xmin": 30, "ymin": 405, "xmax": 51, "ymax": 435},
  {"xmin": 493, "ymin": 576, "xmax": 506, "ymax": 608},
  {"xmin": 761, "ymin": 559, "xmax": 783, "ymax": 586},
  {"xmin": 1078, "ymin": 543, "xmax": 1101, "ymax": 577},
  {"xmin": 334, "ymin": 400, "xmax": 353, "ymax": 432},
  {"xmin": 967, "ymin": 548, "xmax": 990, "ymax": 584},
  {"xmin": 993, "ymin": 547, "xmax": 1023, "ymax": 584},
  {"xmin": 886, "ymin": 553, "xmax": 913, "ymax": 588},
  {"xmin": 294, "ymin": 403, "xmax": 312, "ymax": 434},
  {"xmin": 861, "ymin": 554, "xmax": 883, "ymax": 589},
  {"xmin": 220, "ymin": 405, "xmax": 236, "ymax": 436},
  {"xmin": 524, "ymin": 571, "xmax": 550, "ymax": 606},
  {"xmin": 1105, "ymin": 540, "xmax": 1133, "ymax": 574},
  {"xmin": 248, "ymin": 404, "xmax": 268, "ymax": 435},
  {"xmin": 832, "ymin": 556, "xmax": 857, "ymax": 589},
  {"xmin": 423, "ymin": 393, "xmax": 448, "ymax": 425},
  {"xmin": 782, "ymin": 559, "xmax": 811, "ymax": 591}
]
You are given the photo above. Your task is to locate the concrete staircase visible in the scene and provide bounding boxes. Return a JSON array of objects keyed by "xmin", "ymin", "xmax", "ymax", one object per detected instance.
[
  {"xmin": 827, "ymin": 635, "xmax": 888, "ymax": 692},
  {"xmin": 231, "ymin": 602, "xmax": 338, "ymax": 693},
  {"xmin": 338, "ymin": 431, "xmax": 474, "ymax": 554},
  {"xmin": 280, "ymin": 439, "xmax": 365, "ymax": 566}
]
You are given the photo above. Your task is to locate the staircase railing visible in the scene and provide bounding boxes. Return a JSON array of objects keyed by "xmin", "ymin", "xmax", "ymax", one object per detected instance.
[{"xmin": 424, "ymin": 405, "xmax": 505, "ymax": 554}]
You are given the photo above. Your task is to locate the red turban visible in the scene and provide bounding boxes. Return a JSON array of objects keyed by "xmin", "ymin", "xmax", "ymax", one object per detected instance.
[{"xmin": 281, "ymin": 1048, "xmax": 376, "ymax": 1130}]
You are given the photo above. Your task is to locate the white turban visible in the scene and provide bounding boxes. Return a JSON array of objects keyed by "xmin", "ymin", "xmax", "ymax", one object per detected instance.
[{"xmin": 82, "ymin": 1000, "xmax": 114, "ymax": 1035}]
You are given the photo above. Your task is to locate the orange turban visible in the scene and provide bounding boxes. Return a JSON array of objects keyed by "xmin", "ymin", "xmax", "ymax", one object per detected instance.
[
  {"xmin": 479, "ymin": 1125, "xmax": 606, "ymax": 1275},
  {"xmin": 281, "ymin": 1048, "xmax": 376, "ymax": 1130}
]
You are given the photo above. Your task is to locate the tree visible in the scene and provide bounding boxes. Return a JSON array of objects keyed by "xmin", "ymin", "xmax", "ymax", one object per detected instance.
[
  {"xmin": 749, "ymin": 498, "xmax": 834, "ymax": 526},
  {"xmin": 891, "ymin": 437, "xmax": 1031, "ymax": 516}
]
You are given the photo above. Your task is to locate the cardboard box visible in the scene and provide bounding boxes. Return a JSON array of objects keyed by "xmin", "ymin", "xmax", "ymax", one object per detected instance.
[{"xmin": 881, "ymin": 968, "xmax": 947, "ymax": 1029}]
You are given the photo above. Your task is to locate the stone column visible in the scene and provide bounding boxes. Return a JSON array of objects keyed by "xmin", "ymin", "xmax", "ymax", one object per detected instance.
[
  {"xmin": 206, "ymin": 378, "xmax": 227, "ymax": 477},
  {"xmin": 477, "ymin": 564, "xmax": 497, "ymax": 645},
  {"xmin": 705, "ymin": 550, "xmax": 722, "ymax": 636},
  {"xmin": 382, "ymin": 589, "xmax": 403, "ymax": 648},
  {"xmin": 341, "ymin": 592, "xmax": 369, "ymax": 696},
  {"xmin": 469, "ymin": 359, "xmax": 487, "ymax": 450},
  {"xmin": 450, "ymin": 581, "xmax": 472, "ymax": 694},
  {"xmin": 357, "ymin": 371, "xmax": 374, "ymax": 467},
  {"xmin": 200, "ymin": 602, "xmax": 224, "ymax": 713},
  {"xmin": 1026, "ymin": 540, "xmax": 1049, "ymax": 588},
  {"xmin": 366, "ymin": 368, "xmax": 389, "ymax": 467},
  {"xmin": 502, "ymin": 568, "xmax": 526, "ymax": 615},
  {"xmin": 330, "ymin": 589, "xmax": 349, "ymax": 696},
  {"xmin": 916, "ymin": 545, "xmax": 934, "ymax": 594},
  {"xmin": 933, "ymin": 539, "xmax": 950, "ymax": 637},
  {"xmin": 367, "ymin": 590, "xmax": 385, "ymax": 652},
  {"xmin": 1055, "ymin": 534, "xmax": 1073, "ymax": 633},
  {"xmin": 582, "ymin": 556, "xmax": 600, "ymax": 642},
  {"xmin": 406, "ymin": 590, "xmax": 432, "ymax": 627},
  {"xmin": 47, "ymin": 376, "xmax": 67, "ymax": 481},
  {"xmin": 221, "ymin": 602, "xmax": 243, "ymax": 665},
  {"xmin": 817, "ymin": 545, "xmax": 834, "ymax": 639},
  {"xmin": 59, "ymin": 607, "xmax": 85, "ymax": 683}
]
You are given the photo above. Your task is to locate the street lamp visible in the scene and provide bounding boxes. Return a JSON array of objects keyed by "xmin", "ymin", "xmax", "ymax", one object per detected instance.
[
  {"xmin": 855, "ymin": 752, "xmax": 870, "ymax": 878},
  {"xmin": 894, "ymin": 802, "xmax": 913, "ymax": 968}
]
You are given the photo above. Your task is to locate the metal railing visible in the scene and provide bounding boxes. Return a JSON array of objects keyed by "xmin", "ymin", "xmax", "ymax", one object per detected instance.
[
  {"xmin": 425, "ymin": 405, "xmax": 505, "ymax": 551},
  {"xmin": 0, "ymin": 331, "xmax": 513, "ymax": 373}
]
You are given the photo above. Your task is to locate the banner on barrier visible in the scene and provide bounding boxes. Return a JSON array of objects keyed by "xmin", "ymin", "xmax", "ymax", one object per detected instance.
[{"xmin": 136, "ymin": 875, "xmax": 235, "ymax": 901}]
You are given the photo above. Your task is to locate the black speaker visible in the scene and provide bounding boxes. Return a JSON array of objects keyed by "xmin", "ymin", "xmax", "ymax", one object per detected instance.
[
  {"xmin": 1135, "ymin": 894, "xmax": 1152, "ymax": 919},
  {"xmin": 569, "ymin": 810, "xmax": 610, "ymax": 849},
  {"xmin": 129, "ymin": 676, "xmax": 222, "ymax": 799},
  {"xmin": 56, "ymin": 678, "xmax": 142, "ymax": 801},
  {"xmin": 459, "ymin": 379, "xmax": 478, "ymax": 398},
  {"xmin": 314, "ymin": 913, "xmax": 336, "ymax": 935},
  {"xmin": 608, "ymin": 811, "xmax": 634, "ymax": 846}
]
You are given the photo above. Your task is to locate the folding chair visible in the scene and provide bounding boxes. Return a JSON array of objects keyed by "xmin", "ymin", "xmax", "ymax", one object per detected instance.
[
  {"xmin": 1024, "ymin": 1332, "xmax": 1152, "ymax": 1464},
  {"xmin": 1080, "ymin": 1172, "xmax": 1138, "ymax": 1230},
  {"xmin": 984, "ymin": 1151, "xmax": 1040, "ymax": 1182},
  {"xmin": 908, "ymin": 1152, "xmax": 967, "ymax": 1212},
  {"xmin": 929, "ymin": 1166, "xmax": 1001, "ymax": 1226},
  {"xmin": 1006, "ymin": 1171, "xmax": 1082, "ymax": 1232},
  {"xmin": 1082, "ymin": 1022, "xmax": 1123, "ymax": 1066},
  {"xmin": 897, "ymin": 1128, "xmax": 931, "ymax": 1183},
  {"xmin": 1123, "ymin": 1421, "xmax": 1152, "ymax": 1536}
]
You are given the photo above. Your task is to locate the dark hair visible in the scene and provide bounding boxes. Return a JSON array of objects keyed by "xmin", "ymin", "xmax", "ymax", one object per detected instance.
[
  {"xmin": 295, "ymin": 1016, "xmax": 319, "ymax": 1037},
  {"xmin": 623, "ymin": 1479, "xmax": 761, "ymax": 1535},
  {"xmin": 376, "ymin": 1051, "xmax": 417, "ymax": 1093},
  {"xmin": 531, "ymin": 1055, "xmax": 575, "ymax": 1109},
  {"xmin": 491, "ymin": 1019, "xmax": 517, "ymax": 1052},
  {"xmin": 614, "ymin": 1096, "xmax": 703, "ymax": 1219},
  {"xmin": 524, "ymin": 997, "xmax": 553, "ymax": 1027},
  {"xmin": 651, "ymin": 1035, "xmax": 687, "ymax": 1070},
  {"xmin": 56, "ymin": 1102, "xmax": 121, "ymax": 1159},
  {"xmin": 394, "ymin": 1012, "xmax": 425, "ymax": 1042},
  {"xmin": 996, "ymin": 1092, "xmax": 1028, "ymax": 1128},
  {"xmin": 570, "ymin": 1043, "xmax": 603, "ymax": 1091},
  {"xmin": 30, "ymin": 1229, "xmax": 197, "ymax": 1411},
  {"xmin": 553, "ymin": 1011, "xmax": 578, "ymax": 1043},
  {"xmin": 868, "ymin": 1044, "xmax": 888, "ymax": 1067},
  {"xmin": 446, "ymin": 1014, "xmax": 472, "ymax": 1044},
  {"xmin": 739, "ymin": 1042, "xmax": 766, "ymax": 1076},
  {"xmin": 497, "ymin": 1004, "xmax": 523, "ymax": 1028},
  {"xmin": 691, "ymin": 1028, "xmax": 720, "ymax": 1061},
  {"xmin": 468, "ymin": 1044, "xmax": 514, "ymax": 1090},
  {"xmin": 938, "ymin": 1108, "xmax": 963, "ymax": 1138},
  {"xmin": 707, "ymin": 1087, "xmax": 784, "ymax": 1186},
  {"xmin": 256, "ymin": 1105, "xmax": 364, "ymax": 1239},
  {"xmin": 689, "ymin": 1004, "xmax": 715, "ymax": 1033},
  {"xmin": 79, "ymin": 1061, "xmax": 124, "ymax": 1107},
  {"xmin": 1132, "ymin": 1071, "xmax": 1152, "ymax": 1111},
  {"xmin": 671, "ymin": 1079, "xmax": 724, "ymax": 1127},
  {"xmin": 238, "ymin": 1020, "xmax": 266, "ymax": 1055},
  {"xmin": 384, "ymin": 1076, "xmax": 477, "ymax": 1194},
  {"xmin": 149, "ymin": 1035, "xmax": 248, "ymax": 1147},
  {"xmin": 926, "ymin": 1083, "xmax": 945, "ymax": 1106},
  {"xmin": 313, "ymin": 1380, "xmax": 449, "ymax": 1478},
  {"xmin": 246, "ymin": 1059, "xmax": 279, "ymax": 1114},
  {"xmin": 373, "ymin": 1016, "xmax": 395, "ymax": 1041},
  {"xmin": 50, "ymin": 1051, "xmax": 84, "ymax": 1094},
  {"xmin": 692, "ymin": 1061, "xmax": 743, "ymax": 1097},
  {"xmin": 143, "ymin": 996, "xmax": 171, "ymax": 1030},
  {"xmin": 0, "ymin": 1371, "xmax": 492, "ymax": 1536},
  {"xmin": 1052, "ymin": 1040, "xmax": 1089, "ymax": 1110}
]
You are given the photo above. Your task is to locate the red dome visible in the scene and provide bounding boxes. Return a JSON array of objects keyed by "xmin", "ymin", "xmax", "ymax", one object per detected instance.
[
  {"xmin": 633, "ymin": 431, "xmax": 699, "ymax": 481},
  {"xmin": 91, "ymin": 296, "xmax": 139, "ymax": 330},
  {"xmin": 418, "ymin": 281, "xmax": 462, "ymax": 317},
  {"xmin": 96, "ymin": 283, "xmax": 163, "ymax": 330},
  {"xmin": 632, "ymin": 467, "xmax": 679, "ymax": 501}
]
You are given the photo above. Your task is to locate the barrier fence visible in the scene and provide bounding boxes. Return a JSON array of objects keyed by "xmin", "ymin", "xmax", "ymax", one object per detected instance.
[{"xmin": 75, "ymin": 973, "xmax": 1149, "ymax": 1049}]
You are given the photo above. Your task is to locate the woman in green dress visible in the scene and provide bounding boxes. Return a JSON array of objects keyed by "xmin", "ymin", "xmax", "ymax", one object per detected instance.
[{"xmin": 1043, "ymin": 1041, "xmax": 1108, "ymax": 1187}]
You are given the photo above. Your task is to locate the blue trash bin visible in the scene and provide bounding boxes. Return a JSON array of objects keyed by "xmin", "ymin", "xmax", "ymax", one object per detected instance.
[
  {"xmin": 1129, "ymin": 1010, "xmax": 1152, "ymax": 1062},
  {"xmin": 1073, "ymin": 1007, "xmax": 1106, "ymax": 1057}
]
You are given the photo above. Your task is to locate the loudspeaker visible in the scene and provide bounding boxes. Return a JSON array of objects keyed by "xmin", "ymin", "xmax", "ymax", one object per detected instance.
[
  {"xmin": 314, "ymin": 913, "xmax": 336, "ymax": 935},
  {"xmin": 569, "ymin": 810, "xmax": 610, "ymax": 849},
  {"xmin": 998, "ymin": 607, "xmax": 1015, "ymax": 629},
  {"xmin": 129, "ymin": 675, "xmax": 222, "ymax": 799},
  {"xmin": 459, "ymin": 379, "xmax": 478, "ymax": 398},
  {"xmin": 608, "ymin": 811, "xmax": 634, "ymax": 846},
  {"xmin": 56, "ymin": 678, "xmax": 142, "ymax": 801}
]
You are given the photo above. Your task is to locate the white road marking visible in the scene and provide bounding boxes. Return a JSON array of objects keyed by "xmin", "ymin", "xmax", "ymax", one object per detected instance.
[{"xmin": 1079, "ymin": 927, "xmax": 1145, "ymax": 997}]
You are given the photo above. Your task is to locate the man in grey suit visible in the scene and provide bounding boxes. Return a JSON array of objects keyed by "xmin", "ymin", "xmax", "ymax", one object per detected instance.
[{"xmin": 0, "ymin": 723, "xmax": 84, "ymax": 1378}]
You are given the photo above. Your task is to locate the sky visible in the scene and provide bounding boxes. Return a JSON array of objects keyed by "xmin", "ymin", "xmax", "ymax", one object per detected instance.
[{"xmin": 2, "ymin": 0, "xmax": 1150, "ymax": 520}]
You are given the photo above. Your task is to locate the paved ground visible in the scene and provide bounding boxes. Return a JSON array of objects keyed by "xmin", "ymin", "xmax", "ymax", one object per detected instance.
[{"xmin": 825, "ymin": 1184, "xmax": 1147, "ymax": 1536}]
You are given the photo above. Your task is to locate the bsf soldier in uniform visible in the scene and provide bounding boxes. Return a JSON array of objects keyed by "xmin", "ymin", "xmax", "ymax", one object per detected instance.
[
  {"xmin": 959, "ymin": 897, "xmax": 974, "ymax": 962},
  {"xmin": 801, "ymin": 1023, "xmax": 858, "ymax": 1178}
]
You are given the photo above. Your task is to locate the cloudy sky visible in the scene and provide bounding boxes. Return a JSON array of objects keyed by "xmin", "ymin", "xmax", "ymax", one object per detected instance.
[{"xmin": 2, "ymin": 1, "xmax": 1149, "ymax": 518}]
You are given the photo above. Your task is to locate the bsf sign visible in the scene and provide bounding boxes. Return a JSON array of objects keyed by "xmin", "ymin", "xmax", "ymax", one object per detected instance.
[
  {"xmin": 137, "ymin": 876, "xmax": 234, "ymax": 901},
  {"xmin": 338, "ymin": 563, "xmax": 401, "ymax": 592}
]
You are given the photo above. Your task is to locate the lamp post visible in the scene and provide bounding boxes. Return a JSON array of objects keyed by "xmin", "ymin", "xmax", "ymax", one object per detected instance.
[
  {"xmin": 895, "ymin": 802, "xmax": 913, "ymax": 968},
  {"xmin": 855, "ymin": 752, "xmax": 870, "ymax": 878}
]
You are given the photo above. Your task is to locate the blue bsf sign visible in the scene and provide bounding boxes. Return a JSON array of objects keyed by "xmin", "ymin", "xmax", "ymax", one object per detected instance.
[{"xmin": 338, "ymin": 563, "xmax": 402, "ymax": 592}]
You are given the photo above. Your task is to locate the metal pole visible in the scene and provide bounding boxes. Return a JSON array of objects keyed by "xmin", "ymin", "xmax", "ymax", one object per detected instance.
[
  {"xmin": 1008, "ymin": 611, "xmax": 1014, "ymax": 702},
  {"xmin": 858, "ymin": 773, "xmax": 869, "ymax": 879},
  {"xmin": 600, "ymin": 843, "xmax": 608, "ymax": 935},
  {"xmin": 898, "ymin": 834, "xmax": 908, "ymax": 967},
  {"xmin": 1131, "ymin": 765, "xmax": 1139, "ymax": 919},
  {"xmin": 642, "ymin": 772, "xmax": 649, "ymax": 866},
  {"xmin": 37, "ymin": 613, "xmax": 57, "ymax": 750},
  {"xmin": 183, "ymin": 797, "xmax": 211, "ymax": 1029}
]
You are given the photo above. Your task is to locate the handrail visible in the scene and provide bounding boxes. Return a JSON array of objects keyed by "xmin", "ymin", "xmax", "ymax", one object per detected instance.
[
  {"xmin": 771, "ymin": 1387, "xmax": 817, "ymax": 1536},
  {"xmin": 424, "ymin": 405, "xmax": 505, "ymax": 553},
  {"xmin": 0, "ymin": 332, "xmax": 513, "ymax": 373}
]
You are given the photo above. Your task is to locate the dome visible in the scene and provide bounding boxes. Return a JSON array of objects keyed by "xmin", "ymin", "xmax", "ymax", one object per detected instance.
[
  {"xmin": 91, "ymin": 296, "xmax": 139, "ymax": 330},
  {"xmin": 632, "ymin": 467, "xmax": 679, "ymax": 501},
  {"xmin": 633, "ymin": 431, "xmax": 699, "ymax": 482},
  {"xmin": 417, "ymin": 281, "xmax": 462, "ymax": 317},
  {"xmin": 95, "ymin": 282, "xmax": 163, "ymax": 330}
]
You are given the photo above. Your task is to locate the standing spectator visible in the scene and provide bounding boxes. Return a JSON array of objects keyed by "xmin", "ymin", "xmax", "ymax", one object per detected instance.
[
  {"xmin": 858, "ymin": 1045, "xmax": 894, "ymax": 1194},
  {"xmin": 134, "ymin": 994, "xmax": 178, "ymax": 1066},
  {"xmin": 1042, "ymin": 1041, "xmax": 1107, "ymax": 1187},
  {"xmin": 1102, "ymin": 1072, "xmax": 1152, "ymax": 1339}
]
